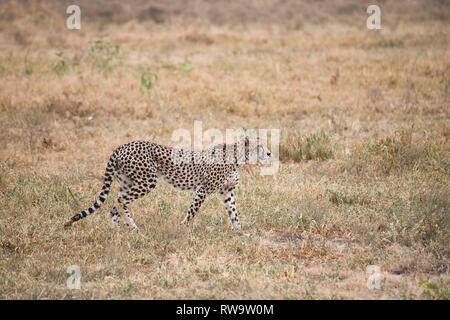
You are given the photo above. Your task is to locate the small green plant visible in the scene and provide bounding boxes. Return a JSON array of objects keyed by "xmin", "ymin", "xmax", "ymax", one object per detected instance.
[
  {"xmin": 365, "ymin": 40, "xmax": 405, "ymax": 50},
  {"xmin": 328, "ymin": 191, "xmax": 359, "ymax": 206},
  {"xmin": 177, "ymin": 57, "xmax": 192, "ymax": 74},
  {"xmin": 232, "ymin": 47, "xmax": 243, "ymax": 56},
  {"xmin": 120, "ymin": 281, "xmax": 139, "ymax": 296},
  {"xmin": 376, "ymin": 40, "xmax": 404, "ymax": 48},
  {"xmin": 52, "ymin": 52, "xmax": 69, "ymax": 76},
  {"xmin": 419, "ymin": 279, "xmax": 450, "ymax": 300},
  {"xmin": 140, "ymin": 70, "xmax": 158, "ymax": 92},
  {"xmin": 25, "ymin": 62, "xmax": 33, "ymax": 75},
  {"xmin": 139, "ymin": 68, "xmax": 161, "ymax": 112},
  {"xmin": 88, "ymin": 40, "xmax": 125, "ymax": 72}
]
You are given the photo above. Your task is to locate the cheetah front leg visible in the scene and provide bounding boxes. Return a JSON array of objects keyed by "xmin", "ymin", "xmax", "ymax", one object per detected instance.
[
  {"xmin": 181, "ymin": 186, "xmax": 207, "ymax": 226},
  {"xmin": 220, "ymin": 186, "xmax": 241, "ymax": 231}
]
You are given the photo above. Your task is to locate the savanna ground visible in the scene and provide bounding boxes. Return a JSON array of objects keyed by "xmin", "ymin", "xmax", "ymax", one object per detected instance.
[{"xmin": 0, "ymin": 0, "xmax": 449, "ymax": 299}]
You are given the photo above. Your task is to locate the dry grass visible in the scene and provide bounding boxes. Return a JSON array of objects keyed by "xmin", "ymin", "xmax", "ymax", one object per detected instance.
[{"xmin": 0, "ymin": 0, "xmax": 449, "ymax": 299}]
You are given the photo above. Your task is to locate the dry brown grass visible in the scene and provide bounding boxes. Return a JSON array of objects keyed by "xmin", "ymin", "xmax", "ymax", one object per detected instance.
[{"xmin": 0, "ymin": 0, "xmax": 449, "ymax": 299}]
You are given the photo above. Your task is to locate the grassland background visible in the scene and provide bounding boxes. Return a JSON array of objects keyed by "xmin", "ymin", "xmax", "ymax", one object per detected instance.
[{"xmin": 0, "ymin": 0, "xmax": 449, "ymax": 299}]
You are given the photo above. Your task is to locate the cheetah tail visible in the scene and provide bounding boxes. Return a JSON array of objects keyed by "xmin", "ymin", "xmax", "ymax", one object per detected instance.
[{"xmin": 64, "ymin": 154, "xmax": 116, "ymax": 229}]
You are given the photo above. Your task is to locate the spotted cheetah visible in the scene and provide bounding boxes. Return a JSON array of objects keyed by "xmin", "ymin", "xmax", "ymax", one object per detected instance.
[{"xmin": 64, "ymin": 137, "xmax": 271, "ymax": 231}]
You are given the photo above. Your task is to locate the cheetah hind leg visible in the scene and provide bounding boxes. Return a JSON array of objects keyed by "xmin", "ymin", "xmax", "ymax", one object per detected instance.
[
  {"xmin": 116, "ymin": 175, "xmax": 158, "ymax": 230},
  {"xmin": 114, "ymin": 174, "xmax": 140, "ymax": 230},
  {"xmin": 113, "ymin": 197, "xmax": 138, "ymax": 230},
  {"xmin": 109, "ymin": 206, "xmax": 121, "ymax": 228}
]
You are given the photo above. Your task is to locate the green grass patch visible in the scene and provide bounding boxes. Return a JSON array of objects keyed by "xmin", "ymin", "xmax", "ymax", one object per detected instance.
[{"xmin": 280, "ymin": 131, "xmax": 334, "ymax": 163}]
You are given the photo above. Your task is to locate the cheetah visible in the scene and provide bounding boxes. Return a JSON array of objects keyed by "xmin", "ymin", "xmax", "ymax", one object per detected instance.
[{"xmin": 64, "ymin": 136, "xmax": 271, "ymax": 231}]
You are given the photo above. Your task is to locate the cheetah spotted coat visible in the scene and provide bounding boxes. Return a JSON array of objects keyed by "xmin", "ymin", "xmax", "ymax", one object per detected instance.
[{"xmin": 64, "ymin": 137, "xmax": 270, "ymax": 230}]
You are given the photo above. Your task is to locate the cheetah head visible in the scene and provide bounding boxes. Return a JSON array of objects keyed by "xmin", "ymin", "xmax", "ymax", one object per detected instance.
[{"xmin": 242, "ymin": 136, "xmax": 272, "ymax": 164}]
